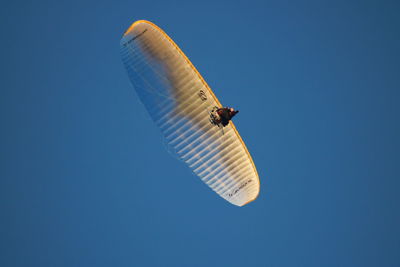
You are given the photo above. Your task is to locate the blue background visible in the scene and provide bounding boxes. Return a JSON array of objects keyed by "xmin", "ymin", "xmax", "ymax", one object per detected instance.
[{"xmin": 1, "ymin": 0, "xmax": 399, "ymax": 266}]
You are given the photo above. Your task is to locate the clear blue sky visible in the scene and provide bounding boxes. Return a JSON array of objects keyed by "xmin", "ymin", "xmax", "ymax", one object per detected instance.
[{"xmin": 1, "ymin": 0, "xmax": 399, "ymax": 266}]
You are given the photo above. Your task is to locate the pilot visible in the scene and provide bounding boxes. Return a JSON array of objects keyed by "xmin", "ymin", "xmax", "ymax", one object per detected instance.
[{"xmin": 214, "ymin": 107, "xmax": 239, "ymax": 127}]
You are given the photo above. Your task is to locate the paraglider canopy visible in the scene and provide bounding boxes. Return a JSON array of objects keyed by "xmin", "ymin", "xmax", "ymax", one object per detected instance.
[{"xmin": 120, "ymin": 20, "xmax": 260, "ymax": 206}]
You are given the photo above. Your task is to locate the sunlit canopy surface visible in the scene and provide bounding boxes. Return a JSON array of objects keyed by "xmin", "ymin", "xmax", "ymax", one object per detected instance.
[{"xmin": 120, "ymin": 20, "xmax": 260, "ymax": 206}]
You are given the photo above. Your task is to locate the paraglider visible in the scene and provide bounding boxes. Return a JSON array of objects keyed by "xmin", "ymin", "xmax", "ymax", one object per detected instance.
[
  {"xmin": 209, "ymin": 107, "xmax": 239, "ymax": 127},
  {"xmin": 120, "ymin": 20, "xmax": 260, "ymax": 206}
]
